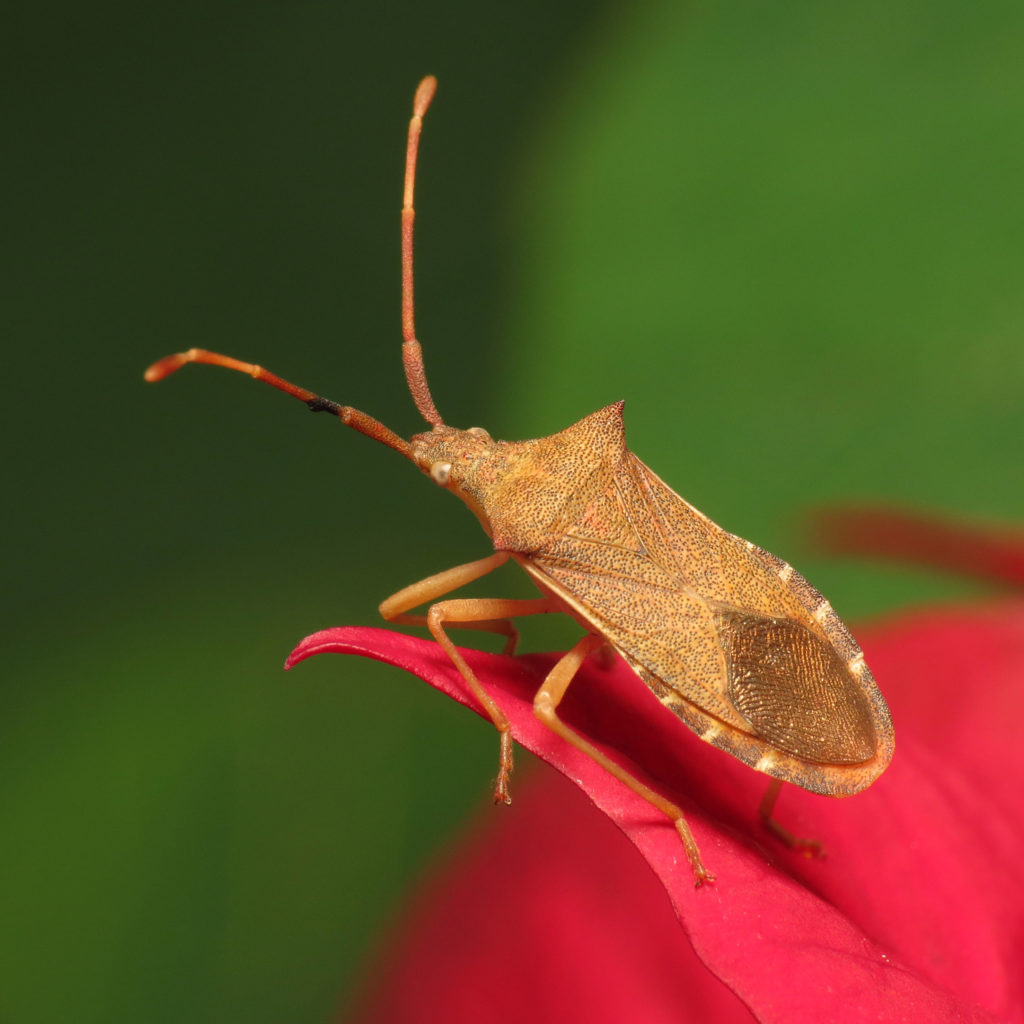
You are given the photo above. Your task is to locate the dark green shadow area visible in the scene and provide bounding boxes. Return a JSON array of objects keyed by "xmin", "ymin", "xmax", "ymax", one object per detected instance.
[
  {"xmin": 3, "ymin": 3, "xmax": 606, "ymax": 1021},
  {"xmin": 4, "ymin": 1, "xmax": 1024, "ymax": 1021}
]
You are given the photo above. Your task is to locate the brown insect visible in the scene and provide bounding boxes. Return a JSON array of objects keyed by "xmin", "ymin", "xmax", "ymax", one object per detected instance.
[{"xmin": 146, "ymin": 76, "xmax": 894, "ymax": 884}]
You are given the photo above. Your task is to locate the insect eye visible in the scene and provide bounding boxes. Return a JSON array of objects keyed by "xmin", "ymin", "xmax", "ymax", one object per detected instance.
[
  {"xmin": 430, "ymin": 461, "xmax": 452, "ymax": 486},
  {"xmin": 467, "ymin": 426, "xmax": 491, "ymax": 441}
]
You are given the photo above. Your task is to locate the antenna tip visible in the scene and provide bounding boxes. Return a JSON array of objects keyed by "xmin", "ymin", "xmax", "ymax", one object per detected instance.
[
  {"xmin": 144, "ymin": 352, "xmax": 185, "ymax": 382},
  {"xmin": 413, "ymin": 75, "xmax": 437, "ymax": 117}
]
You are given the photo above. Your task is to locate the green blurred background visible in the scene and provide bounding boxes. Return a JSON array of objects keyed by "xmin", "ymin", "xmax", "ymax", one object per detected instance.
[{"xmin": 4, "ymin": 1, "xmax": 1024, "ymax": 1020}]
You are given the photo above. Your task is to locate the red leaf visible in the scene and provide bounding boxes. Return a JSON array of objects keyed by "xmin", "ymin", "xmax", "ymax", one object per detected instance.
[
  {"xmin": 812, "ymin": 505, "xmax": 1024, "ymax": 588},
  {"xmin": 287, "ymin": 604, "xmax": 1024, "ymax": 1023}
]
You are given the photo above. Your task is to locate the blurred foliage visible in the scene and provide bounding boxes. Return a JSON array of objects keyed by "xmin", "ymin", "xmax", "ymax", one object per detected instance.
[{"xmin": 3, "ymin": 0, "xmax": 1024, "ymax": 1021}]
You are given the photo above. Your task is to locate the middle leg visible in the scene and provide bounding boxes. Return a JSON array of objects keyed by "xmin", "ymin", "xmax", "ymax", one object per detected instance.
[{"xmin": 533, "ymin": 633, "xmax": 715, "ymax": 886}]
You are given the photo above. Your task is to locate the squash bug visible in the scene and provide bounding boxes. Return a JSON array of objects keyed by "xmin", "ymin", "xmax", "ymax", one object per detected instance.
[{"xmin": 146, "ymin": 76, "xmax": 894, "ymax": 885}]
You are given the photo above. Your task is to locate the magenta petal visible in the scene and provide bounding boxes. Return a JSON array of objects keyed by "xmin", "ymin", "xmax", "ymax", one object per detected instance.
[
  {"xmin": 288, "ymin": 609, "xmax": 1024, "ymax": 1024},
  {"xmin": 346, "ymin": 766, "xmax": 758, "ymax": 1024}
]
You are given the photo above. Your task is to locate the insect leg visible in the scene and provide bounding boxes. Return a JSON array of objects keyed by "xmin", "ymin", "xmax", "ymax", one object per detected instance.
[
  {"xmin": 534, "ymin": 634, "xmax": 714, "ymax": 887},
  {"xmin": 421, "ymin": 595, "xmax": 561, "ymax": 804},
  {"xmin": 381, "ymin": 557, "xmax": 561, "ymax": 802},
  {"xmin": 380, "ymin": 551, "xmax": 522, "ymax": 652},
  {"xmin": 758, "ymin": 778, "xmax": 824, "ymax": 858}
]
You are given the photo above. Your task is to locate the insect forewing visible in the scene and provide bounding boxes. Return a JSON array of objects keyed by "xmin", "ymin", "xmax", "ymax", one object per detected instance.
[{"xmin": 515, "ymin": 409, "xmax": 893, "ymax": 798}]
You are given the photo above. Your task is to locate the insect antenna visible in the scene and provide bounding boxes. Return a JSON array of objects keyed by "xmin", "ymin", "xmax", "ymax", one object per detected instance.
[
  {"xmin": 400, "ymin": 75, "xmax": 444, "ymax": 428},
  {"xmin": 143, "ymin": 76, "xmax": 447, "ymax": 459},
  {"xmin": 143, "ymin": 348, "xmax": 411, "ymax": 456}
]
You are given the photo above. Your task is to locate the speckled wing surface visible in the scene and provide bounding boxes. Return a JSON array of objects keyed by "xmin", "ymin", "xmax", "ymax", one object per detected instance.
[{"xmin": 518, "ymin": 452, "xmax": 892, "ymax": 796}]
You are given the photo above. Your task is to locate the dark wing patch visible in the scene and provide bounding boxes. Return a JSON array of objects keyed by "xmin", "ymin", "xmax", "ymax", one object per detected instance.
[{"xmin": 715, "ymin": 608, "xmax": 876, "ymax": 764}]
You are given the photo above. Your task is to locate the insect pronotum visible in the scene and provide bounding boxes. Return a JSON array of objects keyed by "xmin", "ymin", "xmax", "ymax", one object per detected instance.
[{"xmin": 146, "ymin": 76, "xmax": 894, "ymax": 885}]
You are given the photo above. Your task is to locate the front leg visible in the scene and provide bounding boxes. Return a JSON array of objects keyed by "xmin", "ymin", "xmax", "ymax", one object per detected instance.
[
  {"xmin": 424, "ymin": 596, "xmax": 559, "ymax": 803},
  {"xmin": 380, "ymin": 551, "xmax": 520, "ymax": 652},
  {"xmin": 379, "ymin": 552, "xmax": 560, "ymax": 803}
]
